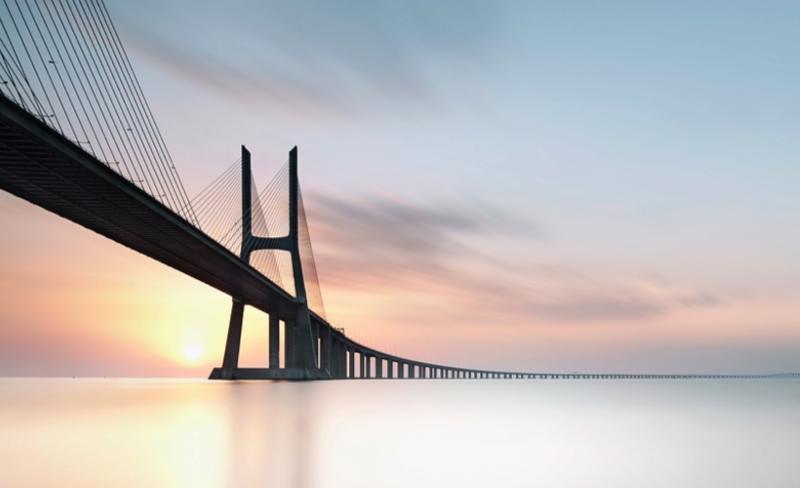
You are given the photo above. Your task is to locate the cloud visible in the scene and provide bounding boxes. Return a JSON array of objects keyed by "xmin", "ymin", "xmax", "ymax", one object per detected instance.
[
  {"xmin": 305, "ymin": 192, "xmax": 725, "ymax": 325},
  {"xmin": 522, "ymin": 293, "xmax": 666, "ymax": 322},
  {"xmin": 112, "ymin": 0, "xmax": 501, "ymax": 115},
  {"xmin": 311, "ymin": 192, "xmax": 539, "ymax": 261},
  {"xmin": 676, "ymin": 291, "xmax": 723, "ymax": 308}
]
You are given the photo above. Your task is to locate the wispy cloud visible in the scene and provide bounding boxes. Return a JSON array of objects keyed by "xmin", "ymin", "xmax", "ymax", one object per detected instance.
[
  {"xmin": 112, "ymin": 0, "xmax": 501, "ymax": 115},
  {"xmin": 307, "ymin": 192, "xmax": 724, "ymax": 326}
]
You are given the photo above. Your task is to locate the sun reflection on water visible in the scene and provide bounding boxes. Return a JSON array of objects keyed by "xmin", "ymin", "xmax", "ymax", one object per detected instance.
[{"xmin": 0, "ymin": 378, "xmax": 798, "ymax": 487}]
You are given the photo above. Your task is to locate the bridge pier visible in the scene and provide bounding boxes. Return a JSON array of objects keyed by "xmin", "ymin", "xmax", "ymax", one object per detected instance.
[
  {"xmin": 284, "ymin": 316, "xmax": 297, "ymax": 369},
  {"xmin": 342, "ymin": 347, "xmax": 350, "ymax": 379},
  {"xmin": 218, "ymin": 298, "xmax": 245, "ymax": 379},
  {"xmin": 269, "ymin": 313, "xmax": 280, "ymax": 368},
  {"xmin": 340, "ymin": 342, "xmax": 348, "ymax": 378},
  {"xmin": 320, "ymin": 325, "xmax": 330, "ymax": 373},
  {"xmin": 329, "ymin": 341, "xmax": 338, "ymax": 378},
  {"xmin": 330, "ymin": 342, "xmax": 338, "ymax": 378}
]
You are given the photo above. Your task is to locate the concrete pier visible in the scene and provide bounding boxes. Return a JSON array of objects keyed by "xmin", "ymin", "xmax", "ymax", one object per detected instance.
[
  {"xmin": 268, "ymin": 313, "xmax": 279, "ymax": 368},
  {"xmin": 347, "ymin": 348, "xmax": 354, "ymax": 379}
]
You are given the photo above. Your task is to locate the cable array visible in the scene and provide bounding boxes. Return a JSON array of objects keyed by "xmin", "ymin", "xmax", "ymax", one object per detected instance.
[
  {"xmin": 189, "ymin": 158, "xmax": 241, "ymax": 249},
  {"xmin": 298, "ymin": 186, "xmax": 326, "ymax": 318},
  {"xmin": 0, "ymin": 1, "xmax": 328, "ymax": 318},
  {"xmin": 0, "ymin": 0, "xmax": 198, "ymax": 225},
  {"xmin": 248, "ymin": 162, "xmax": 290, "ymax": 291},
  {"xmin": 188, "ymin": 160, "xmax": 327, "ymax": 318}
]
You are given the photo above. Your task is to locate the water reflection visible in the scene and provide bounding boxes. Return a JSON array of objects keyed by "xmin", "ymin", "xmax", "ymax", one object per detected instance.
[
  {"xmin": 1, "ymin": 378, "xmax": 799, "ymax": 487},
  {"xmin": 225, "ymin": 382, "xmax": 316, "ymax": 487}
]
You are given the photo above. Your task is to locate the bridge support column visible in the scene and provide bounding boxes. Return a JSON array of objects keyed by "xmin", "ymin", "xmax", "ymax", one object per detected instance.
[
  {"xmin": 219, "ymin": 298, "xmax": 245, "ymax": 379},
  {"xmin": 311, "ymin": 320, "xmax": 320, "ymax": 368},
  {"xmin": 320, "ymin": 326, "xmax": 331, "ymax": 374},
  {"xmin": 333, "ymin": 342, "xmax": 340, "ymax": 378},
  {"xmin": 408, "ymin": 364, "xmax": 416, "ymax": 379},
  {"xmin": 340, "ymin": 343, "xmax": 348, "ymax": 378},
  {"xmin": 398, "ymin": 362, "xmax": 405, "ymax": 379},
  {"xmin": 329, "ymin": 341, "xmax": 337, "ymax": 378},
  {"xmin": 293, "ymin": 305, "xmax": 317, "ymax": 372},
  {"xmin": 269, "ymin": 313, "xmax": 280, "ymax": 368},
  {"xmin": 376, "ymin": 357, "xmax": 383, "ymax": 378},
  {"xmin": 348, "ymin": 348, "xmax": 355, "ymax": 379},
  {"xmin": 365, "ymin": 355, "xmax": 372, "ymax": 378},
  {"xmin": 284, "ymin": 316, "xmax": 296, "ymax": 369}
]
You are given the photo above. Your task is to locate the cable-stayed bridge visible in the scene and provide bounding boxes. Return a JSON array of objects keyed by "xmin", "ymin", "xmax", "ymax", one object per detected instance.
[{"xmin": 0, "ymin": 1, "xmax": 795, "ymax": 381}]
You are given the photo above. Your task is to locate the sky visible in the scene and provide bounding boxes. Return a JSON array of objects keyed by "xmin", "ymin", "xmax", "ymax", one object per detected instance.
[{"xmin": 1, "ymin": 0, "xmax": 799, "ymax": 376}]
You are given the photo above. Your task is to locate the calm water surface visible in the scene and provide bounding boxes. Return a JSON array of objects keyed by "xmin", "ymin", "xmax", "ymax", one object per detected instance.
[{"xmin": 1, "ymin": 378, "xmax": 798, "ymax": 487}]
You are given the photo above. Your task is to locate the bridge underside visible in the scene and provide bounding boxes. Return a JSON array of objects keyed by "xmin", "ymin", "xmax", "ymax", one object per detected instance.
[{"xmin": 0, "ymin": 96, "xmax": 297, "ymax": 322}]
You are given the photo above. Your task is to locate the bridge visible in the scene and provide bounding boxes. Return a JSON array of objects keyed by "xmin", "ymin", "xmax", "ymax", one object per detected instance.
[{"xmin": 0, "ymin": 1, "xmax": 796, "ymax": 382}]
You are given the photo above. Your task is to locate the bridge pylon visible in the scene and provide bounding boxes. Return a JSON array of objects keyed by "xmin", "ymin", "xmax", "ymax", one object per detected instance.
[{"xmin": 209, "ymin": 146, "xmax": 328, "ymax": 380}]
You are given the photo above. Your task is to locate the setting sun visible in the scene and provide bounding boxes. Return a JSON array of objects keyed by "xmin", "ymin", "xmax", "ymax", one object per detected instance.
[{"xmin": 181, "ymin": 343, "xmax": 205, "ymax": 365}]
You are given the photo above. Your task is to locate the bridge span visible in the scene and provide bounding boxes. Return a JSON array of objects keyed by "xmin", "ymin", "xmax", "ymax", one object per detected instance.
[{"xmin": 3, "ymin": 93, "xmax": 796, "ymax": 382}]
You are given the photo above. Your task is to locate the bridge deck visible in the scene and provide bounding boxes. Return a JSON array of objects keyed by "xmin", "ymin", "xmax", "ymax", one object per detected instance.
[{"xmin": 0, "ymin": 95, "xmax": 299, "ymax": 321}]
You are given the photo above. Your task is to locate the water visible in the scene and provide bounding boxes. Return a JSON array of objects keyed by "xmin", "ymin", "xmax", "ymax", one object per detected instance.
[{"xmin": 0, "ymin": 378, "xmax": 798, "ymax": 487}]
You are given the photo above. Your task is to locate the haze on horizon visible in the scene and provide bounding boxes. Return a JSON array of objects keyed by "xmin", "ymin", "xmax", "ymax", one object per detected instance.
[{"xmin": 1, "ymin": 0, "xmax": 798, "ymax": 376}]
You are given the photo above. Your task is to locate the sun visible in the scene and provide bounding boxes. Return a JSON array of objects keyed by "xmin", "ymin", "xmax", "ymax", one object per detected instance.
[{"xmin": 181, "ymin": 342, "xmax": 205, "ymax": 365}]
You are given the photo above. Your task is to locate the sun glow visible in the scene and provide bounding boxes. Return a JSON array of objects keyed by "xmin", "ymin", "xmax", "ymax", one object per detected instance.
[{"xmin": 181, "ymin": 343, "xmax": 205, "ymax": 365}]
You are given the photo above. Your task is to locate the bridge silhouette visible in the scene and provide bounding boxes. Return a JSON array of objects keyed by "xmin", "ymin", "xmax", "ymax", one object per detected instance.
[{"xmin": 0, "ymin": 1, "xmax": 795, "ymax": 381}]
